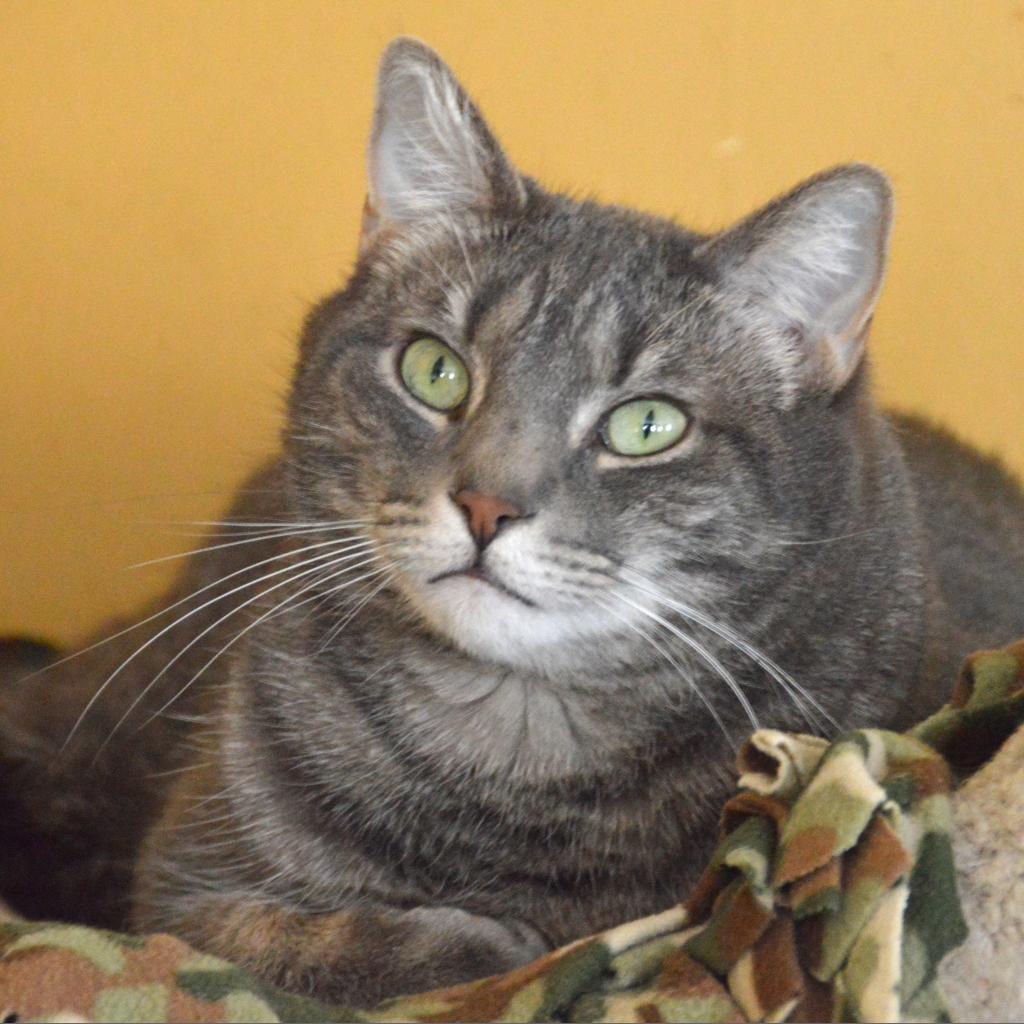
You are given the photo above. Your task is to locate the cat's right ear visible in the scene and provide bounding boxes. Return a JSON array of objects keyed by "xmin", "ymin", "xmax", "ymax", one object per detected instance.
[
  {"xmin": 361, "ymin": 39, "xmax": 525, "ymax": 251},
  {"xmin": 699, "ymin": 165, "xmax": 893, "ymax": 397}
]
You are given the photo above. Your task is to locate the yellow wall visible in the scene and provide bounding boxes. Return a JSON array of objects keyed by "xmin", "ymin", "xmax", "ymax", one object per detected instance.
[{"xmin": 2, "ymin": 1, "xmax": 1022, "ymax": 644}]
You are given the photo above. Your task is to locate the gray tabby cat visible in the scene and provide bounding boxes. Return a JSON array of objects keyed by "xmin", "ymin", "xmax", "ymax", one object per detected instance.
[{"xmin": 2, "ymin": 38, "xmax": 1023, "ymax": 1006}]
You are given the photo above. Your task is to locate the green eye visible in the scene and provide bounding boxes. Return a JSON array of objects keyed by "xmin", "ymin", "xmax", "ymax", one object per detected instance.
[
  {"xmin": 604, "ymin": 398, "xmax": 689, "ymax": 457},
  {"xmin": 399, "ymin": 337, "xmax": 470, "ymax": 412}
]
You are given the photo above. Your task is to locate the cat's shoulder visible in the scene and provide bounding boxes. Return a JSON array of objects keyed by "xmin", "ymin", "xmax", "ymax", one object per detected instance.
[
  {"xmin": 887, "ymin": 410, "xmax": 1024, "ymax": 517},
  {"xmin": 887, "ymin": 409, "xmax": 1024, "ymax": 649}
]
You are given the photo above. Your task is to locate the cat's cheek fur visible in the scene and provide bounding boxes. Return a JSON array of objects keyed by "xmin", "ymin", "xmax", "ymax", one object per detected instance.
[{"xmin": 386, "ymin": 489, "xmax": 477, "ymax": 580}]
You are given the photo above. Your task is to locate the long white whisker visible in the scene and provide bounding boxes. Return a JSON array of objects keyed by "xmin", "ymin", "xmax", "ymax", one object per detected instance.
[
  {"xmin": 91, "ymin": 545, "xmax": 387, "ymax": 756},
  {"xmin": 147, "ymin": 518, "xmax": 367, "ymax": 530},
  {"xmin": 657, "ymin": 579, "xmax": 835, "ymax": 733},
  {"xmin": 257, "ymin": 554, "xmax": 392, "ymax": 631},
  {"xmin": 126, "ymin": 523, "xmax": 367, "ymax": 569},
  {"xmin": 129, "ymin": 560, "xmax": 391, "ymax": 740},
  {"xmin": 595, "ymin": 595, "xmax": 730, "ymax": 741},
  {"xmin": 312, "ymin": 570, "xmax": 395, "ymax": 656},
  {"xmin": 22, "ymin": 530, "xmax": 375, "ymax": 689},
  {"xmin": 623, "ymin": 569, "xmax": 835, "ymax": 733},
  {"xmin": 146, "ymin": 759, "xmax": 218, "ymax": 780},
  {"xmin": 61, "ymin": 537, "xmax": 374, "ymax": 751},
  {"xmin": 613, "ymin": 591, "xmax": 759, "ymax": 729}
]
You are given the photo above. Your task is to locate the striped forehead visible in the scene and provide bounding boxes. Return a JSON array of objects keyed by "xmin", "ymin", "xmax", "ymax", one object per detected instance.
[
  {"xmin": 464, "ymin": 271, "xmax": 650, "ymax": 381},
  {"xmin": 441, "ymin": 231, "xmax": 703, "ymax": 406}
]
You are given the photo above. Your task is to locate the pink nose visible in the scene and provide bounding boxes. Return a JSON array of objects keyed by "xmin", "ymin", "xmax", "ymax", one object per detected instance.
[{"xmin": 453, "ymin": 490, "xmax": 523, "ymax": 548}]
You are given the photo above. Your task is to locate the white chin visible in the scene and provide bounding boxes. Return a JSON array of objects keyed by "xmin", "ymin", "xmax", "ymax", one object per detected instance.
[{"xmin": 408, "ymin": 575, "xmax": 609, "ymax": 670}]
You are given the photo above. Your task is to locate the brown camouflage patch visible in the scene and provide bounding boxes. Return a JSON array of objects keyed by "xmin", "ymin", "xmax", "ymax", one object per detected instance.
[
  {"xmin": 387, "ymin": 941, "xmax": 594, "ymax": 1023},
  {"xmin": 684, "ymin": 878, "xmax": 773, "ymax": 974},
  {"xmin": 635, "ymin": 1001, "xmax": 666, "ymax": 1022},
  {"xmin": 774, "ymin": 824, "xmax": 838, "ymax": 887},
  {"xmin": 789, "ymin": 970, "xmax": 836, "ymax": 1023},
  {"xmin": 787, "ymin": 857, "xmax": 841, "ymax": 918},
  {"xmin": 658, "ymin": 949, "xmax": 720, "ymax": 997},
  {"xmin": 949, "ymin": 652, "xmax": 988, "ymax": 708},
  {"xmin": 656, "ymin": 950, "xmax": 744, "ymax": 1022},
  {"xmin": 1, "ymin": 943, "xmax": 118, "ymax": 1022},
  {"xmin": 793, "ymin": 911, "xmax": 827, "ymax": 978},
  {"xmin": 0, "ymin": 932, "xmax": 238, "ymax": 1023},
  {"xmin": 720, "ymin": 791, "xmax": 789, "ymax": 834},
  {"xmin": 685, "ymin": 863, "xmax": 729, "ymax": 923},
  {"xmin": 886, "ymin": 755, "xmax": 953, "ymax": 800},
  {"xmin": 745, "ymin": 916, "xmax": 803, "ymax": 1020},
  {"xmin": 844, "ymin": 815, "xmax": 911, "ymax": 892}
]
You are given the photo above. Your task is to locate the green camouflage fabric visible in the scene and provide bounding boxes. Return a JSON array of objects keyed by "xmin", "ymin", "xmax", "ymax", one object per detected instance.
[{"xmin": 3, "ymin": 641, "xmax": 1022, "ymax": 1024}]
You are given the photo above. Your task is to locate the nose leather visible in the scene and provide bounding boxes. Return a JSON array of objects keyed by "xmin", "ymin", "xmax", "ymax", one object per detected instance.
[{"xmin": 453, "ymin": 490, "xmax": 523, "ymax": 549}]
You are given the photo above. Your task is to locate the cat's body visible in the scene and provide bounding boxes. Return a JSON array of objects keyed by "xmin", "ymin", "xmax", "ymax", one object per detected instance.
[{"xmin": 2, "ymin": 39, "xmax": 1023, "ymax": 1007}]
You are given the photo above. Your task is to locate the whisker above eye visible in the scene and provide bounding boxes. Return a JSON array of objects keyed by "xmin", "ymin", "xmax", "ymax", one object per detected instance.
[{"xmin": 636, "ymin": 304, "xmax": 692, "ymax": 353}]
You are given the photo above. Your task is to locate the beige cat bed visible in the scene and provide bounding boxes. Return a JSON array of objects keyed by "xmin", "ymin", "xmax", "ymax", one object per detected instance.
[{"xmin": 941, "ymin": 721, "xmax": 1024, "ymax": 1020}]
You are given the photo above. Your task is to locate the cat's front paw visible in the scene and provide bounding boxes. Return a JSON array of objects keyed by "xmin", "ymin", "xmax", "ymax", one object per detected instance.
[{"xmin": 404, "ymin": 905, "xmax": 549, "ymax": 976}]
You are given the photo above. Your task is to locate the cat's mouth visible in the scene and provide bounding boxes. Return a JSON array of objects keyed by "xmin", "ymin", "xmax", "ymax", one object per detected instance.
[{"xmin": 428, "ymin": 565, "xmax": 536, "ymax": 608}]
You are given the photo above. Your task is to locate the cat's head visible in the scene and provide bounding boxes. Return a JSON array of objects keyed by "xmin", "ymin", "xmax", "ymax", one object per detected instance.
[{"xmin": 286, "ymin": 39, "xmax": 892, "ymax": 676}]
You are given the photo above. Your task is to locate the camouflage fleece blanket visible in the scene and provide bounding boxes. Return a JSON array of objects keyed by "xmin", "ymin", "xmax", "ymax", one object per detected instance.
[{"xmin": 2, "ymin": 641, "xmax": 1023, "ymax": 1024}]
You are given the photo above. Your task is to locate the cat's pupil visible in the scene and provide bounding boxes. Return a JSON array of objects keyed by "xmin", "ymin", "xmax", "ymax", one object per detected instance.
[
  {"xmin": 429, "ymin": 355, "xmax": 446, "ymax": 384},
  {"xmin": 641, "ymin": 408, "xmax": 656, "ymax": 440}
]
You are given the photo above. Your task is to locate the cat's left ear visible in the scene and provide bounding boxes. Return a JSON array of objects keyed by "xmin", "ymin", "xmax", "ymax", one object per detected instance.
[
  {"xmin": 701, "ymin": 165, "xmax": 893, "ymax": 395},
  {"xmin": 361, "ymin": 39, "xmax": 526, "ymax": 250}
]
